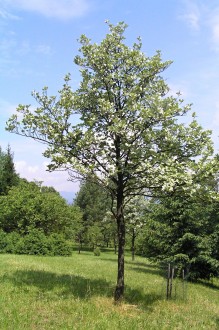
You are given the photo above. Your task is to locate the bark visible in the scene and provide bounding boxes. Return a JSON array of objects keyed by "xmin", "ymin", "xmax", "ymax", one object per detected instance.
[
  {"xmin": 131, "ymin": 228, "xmax": 136, "ymax": 261},
  {"xmin": 78, "ymin": 241, "xmax": 82, "ymax": 254},
  {"xmin": 114, "ymin": 243, "xmax": 117, "ymax": 254},
  {"xmin": 114, "ymin": 179, "xmax": 125, "ymax": 302}
]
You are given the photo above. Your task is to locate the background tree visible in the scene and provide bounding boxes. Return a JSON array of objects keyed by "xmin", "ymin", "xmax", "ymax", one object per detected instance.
[
  {"xmin": 0, "ymin": 180, "xmax": 78, "ymax": 236},
  {"xmin": 137, "ymin": 189, "xmax": 219, "ymax": 280},
  {"xmin": 125, "ymin": 196, "xmax": 148, "ymax": 261},
  {"xmin": 0, "ymin": 145, "xmax": 19, "ymax": 195},
  {"xmin": 7, "ymin": 22, "xmax": 216, "ymax": 301},
  {"xmin": 74, "ymin": 177, "xmax": 111, "ymax": 236}
]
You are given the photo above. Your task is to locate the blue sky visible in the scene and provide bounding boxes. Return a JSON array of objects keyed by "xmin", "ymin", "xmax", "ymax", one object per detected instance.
[{"xmin": 1, "ymin": 0, "xmax": 219, "ymax": 196}]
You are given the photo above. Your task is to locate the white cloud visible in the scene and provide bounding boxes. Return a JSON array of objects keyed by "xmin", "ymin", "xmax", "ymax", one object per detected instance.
[
  {"xmin": 208, "ymin": 10, "xmax": 219, "ymax": 52},
  {"xmin": 0, "ymin": 35, "xmax": 52, "ymax": 77},
  {"xmin": 0, "ymin": 8, "xmax": 20, "ymax": 20},
  {"xmin": 2, "ymin": 0, "xmax": 90, "ymax": 20},
  {"xmin": 15, "ymin": 160, "xmax": 79, "ymax": 192},
  {"xmin": 179, "ymin": 1, "xmax": 219, "ymax": 52},
  {"xmin": 179, "ymin": 0, "xmax": 201, "ymax": 31}
]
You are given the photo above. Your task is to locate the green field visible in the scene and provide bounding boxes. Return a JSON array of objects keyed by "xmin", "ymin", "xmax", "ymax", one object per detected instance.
[{"xmin": 0, "ymin": 251, "xmax": 218, "ymax": 329}]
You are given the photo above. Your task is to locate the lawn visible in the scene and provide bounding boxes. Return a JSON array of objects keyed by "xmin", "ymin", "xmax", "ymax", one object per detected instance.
[{"xmin": 0, "ymin": 251, "xmax": 218, "ymax": 329}]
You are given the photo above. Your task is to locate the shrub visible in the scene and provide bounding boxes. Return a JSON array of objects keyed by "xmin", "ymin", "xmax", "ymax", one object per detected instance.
[
  {"xmin": 189, "ymin": 255, "xmax": 219, "ymax": 281},
  {"xmin": 0, "ymin": 229, "xmax": 73, "ymax": 256},
  {"xmin": 20, "ymin": 229, "xmax": 50, "ymax": 255},
  {"xmin": 49, "ymin": 234, "xmax": 73, "ymax": 256},
  {"xmin": 4, "ymin": 232, "xmax": 21, "ymax": 253},
  {"xmin": 94, "ymin": 247, "xmax": 101, "ymax": 256},
  {"xmin": 0, "ymin": 230, "xmax": 7, "ymax": 252}
]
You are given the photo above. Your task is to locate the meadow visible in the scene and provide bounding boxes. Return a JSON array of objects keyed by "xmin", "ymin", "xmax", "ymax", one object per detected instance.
[{"xmin": 0, "ymin": 251, "xmax": 218, "ymax": 329}]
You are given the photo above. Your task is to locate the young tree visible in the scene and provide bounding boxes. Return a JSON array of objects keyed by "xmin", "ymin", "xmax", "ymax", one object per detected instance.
[
  {"xmin": 6, "ymin": 22, "xmax": 215, "ymax": 301},
  {"xmin": 0, "ymin": 145, "xmax": 19, "ymax": 195}
]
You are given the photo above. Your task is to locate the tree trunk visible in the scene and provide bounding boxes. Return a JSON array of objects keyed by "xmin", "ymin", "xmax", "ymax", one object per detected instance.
[
  {"xmin": 114, "ymin": 242, "xmax": 117, "ymax": 254},
  {"xmin": 114, "ymin": 183, "xmax": 125, "ymax": 302},
  {"xmin": 131, "ymin": 228, "xmax": 135, "ymax": 261},
  {"xmin": 78, "ymin": 240, "xmax": 82, "ymax": 254}
]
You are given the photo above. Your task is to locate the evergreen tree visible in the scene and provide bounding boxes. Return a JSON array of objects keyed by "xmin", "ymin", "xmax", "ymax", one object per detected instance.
[
  {"xmin": 0, "ymin": 145, "xmax": 19, "ymax": 195},
  {"xmin": 137, "ymin": 193, "xmax": 219, "ymax": 280}
]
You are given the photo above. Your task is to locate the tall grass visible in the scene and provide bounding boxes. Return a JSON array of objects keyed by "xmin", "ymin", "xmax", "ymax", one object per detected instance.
[{"xmin": 0, "ymin": 251, "xmax": 218, "ymax": 329}]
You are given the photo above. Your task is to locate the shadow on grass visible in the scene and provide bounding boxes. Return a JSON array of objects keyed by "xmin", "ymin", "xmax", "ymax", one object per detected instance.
[
  {"xmin": 98, "ymin": 258, "xmax": 163, "ymax": 277},
  {"xmin": 130, "ymin": 266, "xmax": 162, "ymax": 277},
  {"xmin": 196, "ymin": 279, "xmax": 219, "ymax": 291},
  {"xmin": 2, "ymin": 269, "xmax": 161, "ymax": 308},
  {"xmin": 126, "ymin": 260, "xmax": 163, "ymax": 277},
  {"xmin": 99, "ymin": 257, "xmax": 117, "ymax": 263}
]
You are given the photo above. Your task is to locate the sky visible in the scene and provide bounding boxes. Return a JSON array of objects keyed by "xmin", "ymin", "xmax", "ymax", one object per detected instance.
[{"xmin": 1, "ymin": 0, "xmax": 219, "ymax": 200}]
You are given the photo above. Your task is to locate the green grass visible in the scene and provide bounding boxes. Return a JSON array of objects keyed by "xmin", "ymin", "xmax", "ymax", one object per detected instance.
[{"xmin": 0, "ymin": 251, "xmax": 218, "ymax": 329}]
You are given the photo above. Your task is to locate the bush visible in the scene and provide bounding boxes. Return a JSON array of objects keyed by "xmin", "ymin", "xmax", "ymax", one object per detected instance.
[
  {"xmin": 0, "ymin": 230, "xmax": 7, "ymax": 252},
  {"xmin": 189, "ymin": 255, "xmax": 219, "ymax": 281},
  {"xmin": 94, "ymin": 247, "xmax": 101, "ymax": 256},
  {"xmin": 20, "ymin": 229, "xmax": 50, "ymax": 255},
  {"xmin": 49, "ymin": 234, "xmax": 73, "ymax": 256},
  {"xmin": 0, "ymin": 229, "xmax": 73, "ymax": 256},
  {"xmin": 4, "ymin": 232, "xmax": 21, "ymax": 254}
]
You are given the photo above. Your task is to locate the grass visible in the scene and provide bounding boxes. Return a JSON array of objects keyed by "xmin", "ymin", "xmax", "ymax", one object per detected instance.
[{"xmin": 0, "ymin": 251, "xmax": 218, "ymax": 329}]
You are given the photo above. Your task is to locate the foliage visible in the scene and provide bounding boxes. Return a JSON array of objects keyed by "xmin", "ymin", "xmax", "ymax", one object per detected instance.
[
  {"xmin": 3, "ymin": 231, "xmax": 21, "ymax": 254},
  {"xmin": 125, "ymin": 196, "xmax": 148, "ymax": 260},
  {"xmin": 18, "ymin": 229, "xmax": 50, "ymax": 255},
  {"xmin": 74, "ymin": 178, "xmax": 111, "ymax": 226},
  {"xmin": 137, "ymin": 194, "xmax": 219, "ymax": 280},
  {"xmin": 0, "ymin": 180, "xmax": 78, "ymax": 236},
  {"xmin": 6, "ymin": 21, "xmax": 216, "ymax": 300},
  {"xmin": 0, "ymin": 229, "xmax": 73, "ymax": 256},
  {"xmin": 87, "ymin": 224, "xmax": 103, "ymax": 248},
  {"xmin": 0, "ymin": 229, "xmax": 7, "ymax": 252},
  {"xmin": 49, "ymin": 233, "xmax": 73, "ymax": 256},
  {"xmin": 0, "ymin": 145, "xmax": 19, "ymax": 195},
  {"xmin": 74, "ymin": 178, "xmax": 112, "ymax": 248},
  {"xmin": 93, "ymin": 246, "xmax": 101, "ymax": 256}
]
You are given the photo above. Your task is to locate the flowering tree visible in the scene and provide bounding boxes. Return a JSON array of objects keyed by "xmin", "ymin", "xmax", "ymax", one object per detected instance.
[{"xmin": 7, "ymin": 22, "xmax": 215, "ymax": 301}]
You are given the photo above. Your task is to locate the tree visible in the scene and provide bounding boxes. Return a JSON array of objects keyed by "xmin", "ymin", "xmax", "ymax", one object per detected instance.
[
  {"xmin": 74, "ymin": 177, "xmax": 111, "ymax": 248},
  {"xmin": 137, "ymin": 191, "xmax": 219, "ymax": 280},
  {"xmin": 125, "ymin": 196, "xmax": 148, "ymax": 261},
  {"xmin": 0, "ymin": 145, "xmax": 19, "ymax": 195},
  {"xmin": 6, "ymin": 22, "xmax": 215, "ymax": 301},
  {"xmin": 74, "ymin": 177, "xmax": 111, "ymax": 227},
  {"xmin": 0, "ymin": 180, "xmax": 77, "ymax": 236}
]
